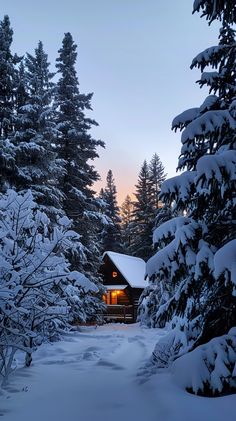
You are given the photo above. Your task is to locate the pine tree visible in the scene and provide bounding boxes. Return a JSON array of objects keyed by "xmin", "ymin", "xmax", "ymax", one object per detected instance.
[
  {"xmin": 54, "ymin": 32, "xmax": 105, "ymax": 274},
  {"xmin": 130, "ymin": 156, "xmax": 166, "ymax": 260},
  {"xmin": 15, "ymin": 62, "xmax": 28, "ymax": 112},
  {"xmin": 14, "ymin": 41, "xmax": 63, "ymax": 218},
  {"xmin": 130, "ymin": 160, "xmax": 154, "ymax": 260},
  {"xmin": 149, "ymin": 153, "xmax": 166, "ymax": 209},
  {"xmin": 139, "ymin": 0, "xmax": 236, "ymax": 396},
  {"xmin": 0, "ymin": 15, "xmax": 16, "ymax": 139},
  {"xmin": 101, "ymin": 169, "xmax": 123, "ymax": 253},
  {"xmin": 0, "ymin": 16, "xmax": 19, "ymax": 191},
  {"xmin": 120, "ymin": 194, "xmax": 134, "ymax": 252}
]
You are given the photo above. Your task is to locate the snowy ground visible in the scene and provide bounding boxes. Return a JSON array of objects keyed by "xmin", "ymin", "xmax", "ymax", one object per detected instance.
[{"xmin": 1, "ymin": 323, "xmax": 236, "ymax": 421}]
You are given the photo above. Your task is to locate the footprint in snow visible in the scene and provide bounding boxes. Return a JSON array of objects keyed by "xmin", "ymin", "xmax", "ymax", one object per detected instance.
[
  {"xmin": 96, "ymin": 359, "xmax": 125, "ymax": 370},
  {"xmin": 82, "ymin": 347, "xmax": 101, "ymax": 361}
]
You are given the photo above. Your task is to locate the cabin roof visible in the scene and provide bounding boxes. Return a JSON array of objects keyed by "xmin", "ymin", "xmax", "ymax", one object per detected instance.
[
  {"xmin": 104, "ymin": 284, "xmax": 127, "ymax": 290},
  {"xmin": 103, "ymin": 251, "xmax": 147, "ymax": 289}
]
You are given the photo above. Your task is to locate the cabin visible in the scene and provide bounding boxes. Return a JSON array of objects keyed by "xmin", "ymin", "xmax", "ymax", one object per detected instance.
[{"xmin": 99, "ymin": 251, "xmax": 147, "ymax": 323}]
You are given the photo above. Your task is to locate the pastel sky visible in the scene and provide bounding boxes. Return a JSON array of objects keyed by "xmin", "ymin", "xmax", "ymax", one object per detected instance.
[{"xmin": 2, "ymin": 0, "xmax": 220, "ymax": 204}]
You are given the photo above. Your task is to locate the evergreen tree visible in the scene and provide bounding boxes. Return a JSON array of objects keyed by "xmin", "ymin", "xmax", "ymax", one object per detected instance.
[
  {"xmin": 149, "ymin": 153, "xmax": 166, "ymax": 209},
  {"xmin": 0, "ymin": 15, "xmax": 16, "ymax": 139},
  {"xmin": 103, "ymin": 170, "xmax": 120, "ymax": 223},
  {"xmin": 54, "ymin": 32, "xmax": 105, "ymax": 274},
  {"xmin": 15, "ymin": 62, "xmax": 28, "ymax": 112},
  {"xmin": 0, "ymin": 16, "xmax": 19, "ymax": 191},
  {"xmin": 130, "ymin": 160, "xmax": 154, "ymax": 260},
  {"xmin": 130, "ymin": 156, "xmax": 166, "ymax": 260},
  {"xmin": 139, "ymin": 0, "xmax": 236, "ymax": 396},
  {"xmin": 120, "ymin": 194, "xmax": 134, "ymax": 252},
  {"xmin": 101, "ymin": 169, "xmax": 123, "ymax": 253},
  {"xmin": 14, "ymin": 41, "xmax": 63, "ymax": 218}
]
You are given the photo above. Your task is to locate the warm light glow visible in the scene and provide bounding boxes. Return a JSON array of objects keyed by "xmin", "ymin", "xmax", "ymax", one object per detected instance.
[
  {"xmin": 112, "ymin": 271, "xmax": 118, "ymax": 278},
  {"xmin": 111, "ymin": 290, "xmax": 122, "ymax": 296}
]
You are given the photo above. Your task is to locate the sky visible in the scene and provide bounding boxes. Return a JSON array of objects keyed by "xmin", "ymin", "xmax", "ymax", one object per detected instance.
[{"xmin": 1, "ymin": 0, "xmax": 220, "ymax": 204}]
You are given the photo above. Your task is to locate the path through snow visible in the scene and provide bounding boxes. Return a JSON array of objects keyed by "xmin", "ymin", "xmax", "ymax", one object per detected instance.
[{"xmin": 1, "ymin": 324, "xmax": 236, "ymax": 421}]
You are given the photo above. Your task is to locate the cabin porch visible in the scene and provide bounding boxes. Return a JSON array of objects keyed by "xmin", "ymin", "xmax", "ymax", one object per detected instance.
[
  {"xmin": 102, "ymin": 286, "xmax": 135, "ymax": 322},
  {"xmin": 104, "ymin": 304, "xmax": 135, "ymax": 323}
]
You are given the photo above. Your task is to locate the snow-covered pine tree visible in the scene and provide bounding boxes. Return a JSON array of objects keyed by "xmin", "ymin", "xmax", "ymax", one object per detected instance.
[
  {"xmin": 15, "ymin": 62, "xmax": 28, "ymax": 114},
  {"xmin": 120, "ymin": 194, "xmax": 134, "ymax": 253},
  {"xmin": 0, "ymin": 15, "xmax": 19, "ymax": 191},
  {"xmin": 0, "ymin": 16, "xmax": 17, "ymax": 139},
  {"xmin": 149, "ymin": 153, "xmax": 166, "ymax": 209},
  {"xmin": 137, "ymin": 205, "xmax": 175, "ymax": 326},
  {"xmin": 100, "ymin": 169, "xmax": 123, "ymax": 253},
  {"xmin": 14, "ymin": 41, "xmax": 64, "ymax": 219},
  {"xmin": 130, "ymin": 156, "xmax": 166, "ymax": 260},
  {"xmin": 54, "ymin": 32, "xmax": 105, "ymax": 276},
  {"xmin": 139, "ymin": 0, "xmax": 236, "ymax": 396},
  {"xmin": 130, "ymin": 160, "xmax": 154, "ymax": 260}
]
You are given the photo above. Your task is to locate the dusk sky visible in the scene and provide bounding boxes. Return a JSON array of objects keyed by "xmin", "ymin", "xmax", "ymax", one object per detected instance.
[{"xmin": 2, "ymin": 0, "xmax": 220, "ymax": 203}]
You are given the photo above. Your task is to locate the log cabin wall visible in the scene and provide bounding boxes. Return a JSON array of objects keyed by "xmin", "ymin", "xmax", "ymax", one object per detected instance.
[
  {"xmin": 131, "ymin": 288, "xmax": 143, "ymax": 306},
  {"xmin": 116, "ymin": 289, "xmax": 130, "ymax": 305}
]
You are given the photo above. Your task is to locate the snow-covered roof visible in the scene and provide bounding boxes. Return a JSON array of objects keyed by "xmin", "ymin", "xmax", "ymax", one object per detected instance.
[
  {"xmin": 103, "ymin": 251, "xmax": 147, "ymax": 289},
  {"xmin": 104, "ymin": 285, "xmax": 127, "ymax": 290}
]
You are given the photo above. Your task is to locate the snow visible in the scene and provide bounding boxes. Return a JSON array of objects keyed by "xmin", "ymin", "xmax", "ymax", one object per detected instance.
[
  {"xmin": 153, "ymin": 216, "xmax": 191, "ymax": 245},
  {"xmin": 195, "ymin": 240, "xmax": 215, "ymax": 279},
  {"xmin": 146, "ymin": 240, "xmax": 176, "ymax": 278},
  {"xmin": 172, "ymin": 108, "xmax": 199, "ymax": 130},
  {"xmin": 105, "ymin": 285, "xmax": 127, "ymax": 290},
  {"xmin": 68, "ymin": 271, "xmax": 99, "ymax": 293},
  {"xmin": 196, "ymin": 150, "xmax": 236, "ymax": 186},
  {"xmin": 161, "ymin": 171, "xmax": 196, "ymax": 202},
  {"xmin": 172, "ymin": 328, "xmax": 236, "ymax": 396},
  {"xmin": 191, "ymin": 45, "xmax": 226, "ymax": 69},
  {"xmin": 214, "ymin": 239, "xmax": 236, "ymax": 285},
  {"xmin": 2, "ymin": 324, "xmax": 236, "ymax": 421},
  {"xmin": 104, "ymin": 251, "xmax": 147, "ymax": 288},
  {"xmin": 181, "ymin": 110, "xmax": 236, "ymax": 144},
  {"xmin": 199, "ymin": 95, "xmax": 219, "ymax": 113},
  {"xmin": 147, "ymin": 218, "xmax": 199, "ymax": 279}
]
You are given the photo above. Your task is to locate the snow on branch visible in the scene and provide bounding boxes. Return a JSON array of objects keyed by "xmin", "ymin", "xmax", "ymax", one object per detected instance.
[
  {"xmin": 172, "ymin": 108, "xmax": 199, "ymax": 131},
  {"xmin": 193, "ymin": 0, "xmax": 236, "ymax": 25},
  {"xmin": 172, "ymin": 96, "xmax": 220, "ymax": 132},
  {"xmin": 160, "ymin": 171, "xmax": 196, "ymax": 205},
  {"xmin": 198, "ymin": 94, "xmax": 219, "ymax": 112},
  {"xmin": 68, "ymin": 271, "xmax": 98, "ymax": 293},
  {"xmin": 173, "ymin": 327, "xmax": 236, "ymax": 396},
  {"xmin": 0, "ymin": 189, "xmax": 99, "ymax": 381},
  {"xmin": 214, "ymin": 239, "xmax": 236, "ymax": 287},
  {"xmin": 191, "ymin": 45, "xmax": 227, "ymax": 70},
  {"xmin": 181, "ymin": 110, "xmax": 236, "ymax": 145},
  {"xmin": 153, "ymin": 216, "xmax": 191, "ymax": 245},
  {"xmin": 196, "ymin": 150, "xmax": 236, "ymax": 188}
]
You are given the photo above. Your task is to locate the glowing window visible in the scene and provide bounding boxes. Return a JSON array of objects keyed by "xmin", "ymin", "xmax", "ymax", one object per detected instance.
[{"xmin": 112, "ymin": 271, "xmax": 118, "ymax": 278}]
